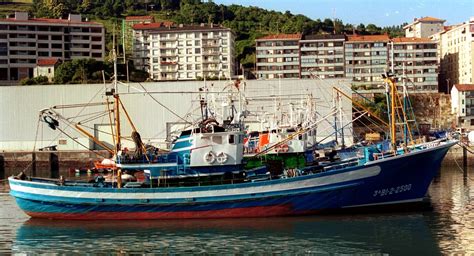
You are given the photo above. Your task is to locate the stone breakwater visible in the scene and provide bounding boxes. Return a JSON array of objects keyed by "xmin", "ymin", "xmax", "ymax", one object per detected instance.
[{"xmin": 0, "ymin": 150, "xmax": 112, "ymax": 170}]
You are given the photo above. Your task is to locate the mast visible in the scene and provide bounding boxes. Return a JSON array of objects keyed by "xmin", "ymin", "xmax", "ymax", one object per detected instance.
[
  {"xmin": 389, "ymin": 78, "xmax": 396, "ymax": 151},
  {"xmin": 338, "ymin": 90, "xmax": 345, "ymax": 148},
  {"xmin": 113, "ymin": 26, "xmax": 121, "ymax": 153},
  {"xmin": 402, "ymin": 63, "xmax": 408, "ymax": 147}
]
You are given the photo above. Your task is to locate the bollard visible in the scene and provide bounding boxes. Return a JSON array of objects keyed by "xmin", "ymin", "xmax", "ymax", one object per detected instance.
[
  {"xmin": 463, "ymin": 146, "xmax": 468, "ymax": 172},
  {"xmin": 32, "ymin": 152, "xmax": 37, "ymax": 177},
  {"xmin": 50, "ymin": 153, "xmax": 59, "ymax": 179},
  {"xmin": 0, "ymin": 154, "xmax": 4, "ymax": 180}
]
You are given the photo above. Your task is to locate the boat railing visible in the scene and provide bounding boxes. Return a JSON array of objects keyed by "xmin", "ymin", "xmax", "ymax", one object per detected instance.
[
  {"xmin": 322, "ymin": 159, "xmax": 360, "ymax": 172},
  {"xmin": 372, "ymin": 151, "xmax": 396, "ymax": 161}
]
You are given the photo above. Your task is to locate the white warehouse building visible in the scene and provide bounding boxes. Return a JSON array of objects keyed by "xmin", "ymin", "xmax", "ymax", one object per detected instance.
[{"xmin": 0, "ymin": 79, "xmax": 354, "ymax": 151}]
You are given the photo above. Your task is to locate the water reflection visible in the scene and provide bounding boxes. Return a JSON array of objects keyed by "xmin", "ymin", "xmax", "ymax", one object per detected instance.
[
  {"xmin": 428, "ymin": 164, "xmax": 474, "ymax": 254},
  {"xmin": 13, "ymin": 214, "xmax": 438, "ymax": 255}
]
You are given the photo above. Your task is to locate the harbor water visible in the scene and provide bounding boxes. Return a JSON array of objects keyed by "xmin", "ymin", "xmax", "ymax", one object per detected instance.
[{"xmin": 1, "ymin": 163, "xmax": 473, "ymax": 254}]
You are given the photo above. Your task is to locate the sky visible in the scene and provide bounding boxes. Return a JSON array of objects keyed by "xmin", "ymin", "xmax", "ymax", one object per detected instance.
[{"xmin": 213, "ymin": 0, "xmax": 474, "ymax": 27}]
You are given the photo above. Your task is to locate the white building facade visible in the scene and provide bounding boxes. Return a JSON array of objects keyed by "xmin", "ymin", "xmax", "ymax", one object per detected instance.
[
  {"xmin": 404, "ymin": 16, "xmax": 445, "ymax": 38},
  {"xmin": 0, "ymin": 12, "xmax": 105, "ymax": 83},
  {"xmin": 345, "ymin": 35, "xmax": 390, "ymax": 89},
  {"xmin": 256, "ymin": 34, "xmax": 301, "ymax": 79},
  {"xmin": 438, "ymin": 18, "xmax": 474, "ymax": 86},
  {"xmin": 132, "ymin": 23, "xmax": 235, "ymax": 81},
  {"xmin": 299, "ymin": 34, "xmax": 345, "ymax": 79},
  {"xmin": 391, "ymin": 37, "xmax": 438, "ymax": 91},
  {"xmin": 451, "ymin": 84, "xmax": 474, "ymax": 128}
]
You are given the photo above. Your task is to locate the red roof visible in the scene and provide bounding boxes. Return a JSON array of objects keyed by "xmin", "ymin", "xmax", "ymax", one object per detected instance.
[
  {"xmin": 347, "ymin": 34, "xmax": 389, "ymax": 42},
  {"xmin": 125, "ymin": 16, "xmax": 154, "ymax": 21},
  {"xmin": 391, "ymin": 37, "xmax": 434, "ymax": 43},
  {"xmin": 37, "ymin": 58, "xmax": 60, "ymax": 66},
  {"xmin": 454, "ymin": 84, "xmax": 474, "ymax": 92},
  {"xmin": 418, "ymin": 16, "xmax": 445, "ymax": 22},
  {"xmin": 257, "ymin": 34, "xmax": 301, "ymax": 40},
  {"xmin": 133, "ymin": 22, "xmax": 175, "ymax": 30},
  {"xmin": 0, "ymin": 17, "xmax": 101, "ymax": 25}
]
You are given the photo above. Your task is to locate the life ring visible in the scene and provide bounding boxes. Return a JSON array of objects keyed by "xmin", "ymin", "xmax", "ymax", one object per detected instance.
[
  {"xmin": 275, "ymin": 144, "xmax": 289, "ymax": 153},
  {"xmin": 216, "ymin": 152, "xmax": 228, "ymax": 164},
  {"xmin": 204, "ymin": 151, "xmax": 216, "ymax": 164}
]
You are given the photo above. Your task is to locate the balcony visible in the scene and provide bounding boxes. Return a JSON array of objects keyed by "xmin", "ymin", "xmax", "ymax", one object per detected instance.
[
  {"xmin": 202, "ymin": 43, "xmax": 220, "ymax": 48},
  {"xmin": 160, "ymin": 61, "xmax": 177, "ymax": 65},
  {"xmin": 203, "ymin": 51, "xmax": 221, "ymax": 55},
  {"xmin": 202, "ymin": 58, "xmax": 220, "ymax": 63},
  {"xmin": 160, "ymin": 37, "xmax": 177, "ymax": 41}
]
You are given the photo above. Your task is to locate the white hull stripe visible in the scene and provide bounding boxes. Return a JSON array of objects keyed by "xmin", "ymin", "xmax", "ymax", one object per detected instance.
[
  {"xmin": 343, "ymin": 198, "xmax": 423, "ymax": 208},
  {"xmin": 10, "ymin": 166, "xmax": 381, "ymax": 200},
  {"xmin": 171, "ymin": 147, "xmax": 192, "ymax": 152}
]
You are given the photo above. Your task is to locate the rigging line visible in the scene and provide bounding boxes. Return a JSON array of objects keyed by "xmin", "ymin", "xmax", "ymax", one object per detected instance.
[
  {"xmin": 75, "ymin": 123, "xmax": 134, "ymax": 142},
  {"xmin": 316, "ymin": 111, "xmax": 369, "ymax": 144},
  {"xmin": 56, "ymin": 126, "xmax": 108, "ymax": 159},
  {"xmin": 151, "ymin": 105, "xmax": 199, "ymax": 140},
  {"xmin": 65, "ymin": 110, "xmax": 111, "ymax": 121},
  {"xmin": 52, "ymin": 101, "xmax": 113, "ymax": 109},
  {"xmin": 24, "ymin": 116, "xmax": 42, "ymax": 175},
  {"xmin": 136, "ymin": 82, "xmax": 192, "ymax": 124},
  {"xmin": 76, "ymin": 111, "xmax": 111, "ymax": 125},
  {"xmin": 43, "ymin": 86, "xmax": 106, "ymax": 149},
  {"xmin": 106, "ymin": 98, "xmax": 116, "ymax": 148}
]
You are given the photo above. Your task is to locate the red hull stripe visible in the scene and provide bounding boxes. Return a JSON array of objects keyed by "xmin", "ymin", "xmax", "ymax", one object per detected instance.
[{"xmin": 25, "ymin": 205, "xmax": 296, "ymax": 220}]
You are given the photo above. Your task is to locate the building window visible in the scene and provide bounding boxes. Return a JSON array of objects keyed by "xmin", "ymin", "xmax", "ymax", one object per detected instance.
[{"xmin": 48, "ymin": 68, "xmax": 51, "ymax": 74}]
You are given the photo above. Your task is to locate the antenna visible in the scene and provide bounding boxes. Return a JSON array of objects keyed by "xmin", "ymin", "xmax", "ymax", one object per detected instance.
[{"xmin": 332, "ymin": 8, "xmax": 336, "ymax": 34}]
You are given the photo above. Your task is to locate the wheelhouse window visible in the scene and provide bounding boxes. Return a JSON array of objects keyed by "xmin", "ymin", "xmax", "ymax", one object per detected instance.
[{"xmin": 212, "ymin": 136, "xmax": 222, "ymax": 144}]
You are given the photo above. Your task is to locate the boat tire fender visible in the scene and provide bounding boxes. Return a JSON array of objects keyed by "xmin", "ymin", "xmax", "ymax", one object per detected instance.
[
  {"xmin": 204, "ymin": 151, "xmax": 216, "ymax": 164},
  {"xmin": 216, "ymin": 152, "xmax": 228, "ymax": 164}
]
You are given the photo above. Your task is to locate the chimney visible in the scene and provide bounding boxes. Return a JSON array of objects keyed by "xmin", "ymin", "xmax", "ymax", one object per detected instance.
[
  {"xmin": 68, "ymin": 14, "xmax": 82, "ymax": 22},
  {"xmin": 14, "ymin": 12, "xmax": 28, "ymax": 21}
]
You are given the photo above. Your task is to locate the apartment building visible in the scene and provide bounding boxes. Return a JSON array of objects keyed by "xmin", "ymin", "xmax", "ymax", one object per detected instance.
[
  {"xmin": 404, "ymin": 16, "xmax": 445, "ymax": 38},
  {"xmin": 345, "ymin": 35, "xmax": 390, "ymax": 89},
  {"xmin": 299, "ymin": 34, "xmax": 345, "ymax": 79},
  {"xmin": 451, "ymin": 84, "xmax": 474, "ymax": 128},
  {"xmin": 438, "ymin": 18, "xmax": 474, "ymax": 87},
  {"xmin": 122, "ymin": 16, "xmax": 154, "ymax": 56},
  {"xmin": 255, "ymin": 34, "xmax": 301, "ymax": 79},
  {"xmin": 132, "ymin": 23, "xmax": 234, "ymax": 81},
  {"xmin": 0, "ymin": 12, "xmax": 105, "ymax": 82},
  {"xmin": 391, "ymin": 37, "xmax": 438, "ymax": 91}
]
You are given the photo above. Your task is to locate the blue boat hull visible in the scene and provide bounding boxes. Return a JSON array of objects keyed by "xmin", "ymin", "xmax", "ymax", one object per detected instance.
[{"xmin": 9, "ymin": 142, "xmax": 454, "ymax": 219}]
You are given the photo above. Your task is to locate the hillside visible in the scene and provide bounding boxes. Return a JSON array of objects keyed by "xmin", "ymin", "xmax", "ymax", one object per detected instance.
[{"xmin": 2, "ymin": 0, "xmax": 405, "ymax": 69}]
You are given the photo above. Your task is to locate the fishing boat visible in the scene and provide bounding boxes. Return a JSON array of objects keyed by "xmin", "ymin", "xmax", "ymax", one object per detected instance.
[{"xmin": 8, "ymin": 59, "xmax": 457, "ymax": 219}]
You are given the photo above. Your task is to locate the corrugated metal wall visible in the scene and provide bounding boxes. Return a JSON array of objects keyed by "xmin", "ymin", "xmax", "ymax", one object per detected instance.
[{"xmin": 0, "ymin": 79, "xmax": 354, "ymax": 151}]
